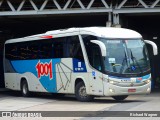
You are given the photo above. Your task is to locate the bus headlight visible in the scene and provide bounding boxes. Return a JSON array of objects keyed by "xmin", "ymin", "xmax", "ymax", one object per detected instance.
[
  {"xmin": 143, "ymin": 79, "xmax": 151, "ymax": 84},
  {"xmin": 109, "ymin": 80, "xmax": 119, "ymax": 85}
]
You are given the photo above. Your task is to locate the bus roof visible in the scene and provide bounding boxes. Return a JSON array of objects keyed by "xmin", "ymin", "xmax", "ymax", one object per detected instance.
[
  {"xmin": 5, "ymin": 27, "xmax": 142, "ymax": 44},
  {"xmin": 79, "ymin": 27, "xmax": 142, "ymax": 39}
]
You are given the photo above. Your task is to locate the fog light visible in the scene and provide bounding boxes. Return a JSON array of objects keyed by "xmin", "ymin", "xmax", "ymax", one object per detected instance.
[
  {"xmin": 147, "ymin": 87, "xmax": 151, "ymax": 92},
  {"xmin": 109, "ymin": 88, "xmax": 115, "ymax": 93}
]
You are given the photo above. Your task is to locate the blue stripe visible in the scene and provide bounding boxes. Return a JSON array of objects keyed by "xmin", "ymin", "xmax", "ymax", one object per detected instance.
[{"xmin": 11, "ymin": 59, "xmax": 61, "ymax": 93}]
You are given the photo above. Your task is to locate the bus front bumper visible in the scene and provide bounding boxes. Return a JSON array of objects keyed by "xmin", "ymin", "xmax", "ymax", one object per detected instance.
[{"xmin": 103, "ymin": 82, "xmax": 151, "ymax": 96}]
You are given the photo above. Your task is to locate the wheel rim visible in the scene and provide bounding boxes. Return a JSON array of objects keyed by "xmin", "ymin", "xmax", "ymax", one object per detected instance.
[
  {"xmin": 79, "ymin": 86, "xmax": 87, "ymax": 98},
  {"xmin": 23, "ymin": 84, "xmax": 27, "ymax": 95}
]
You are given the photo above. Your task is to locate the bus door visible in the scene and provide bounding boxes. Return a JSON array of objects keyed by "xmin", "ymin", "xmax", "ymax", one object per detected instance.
[{"xmin": 88, "ymin": 44, "xmax": 104, "ymax": 96}]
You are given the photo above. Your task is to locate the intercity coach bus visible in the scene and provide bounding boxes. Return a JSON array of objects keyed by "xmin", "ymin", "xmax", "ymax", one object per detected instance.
[{"xmin": 4, "ymin": 27, "xmax": 158, "ymax": 102}]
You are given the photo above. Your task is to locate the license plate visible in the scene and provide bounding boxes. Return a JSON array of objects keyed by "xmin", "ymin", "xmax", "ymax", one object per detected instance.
[{"xmin": 128, "ymin": 89, "xmax": 136, "ymax": 92}]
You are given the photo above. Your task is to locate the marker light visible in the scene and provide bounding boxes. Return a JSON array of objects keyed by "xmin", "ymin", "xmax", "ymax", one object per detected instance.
[{"xmin": 41, "ymin": 35, "xmax": 53, "ymax": 39}]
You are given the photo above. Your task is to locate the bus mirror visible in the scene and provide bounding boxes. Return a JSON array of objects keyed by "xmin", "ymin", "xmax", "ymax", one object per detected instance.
[
  {"xmin": 91, "ymin": 40, "xmax": 106, "ymax": 57},
  {"xmin": 144, "ymin": 40, "xmax": 158, "ymax": 55}
]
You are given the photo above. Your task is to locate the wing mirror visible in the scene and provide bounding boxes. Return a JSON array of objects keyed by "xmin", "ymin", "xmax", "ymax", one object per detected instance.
[{"xmin": 144, "ymin": 40, "xmax": 158, "ymax": 55}]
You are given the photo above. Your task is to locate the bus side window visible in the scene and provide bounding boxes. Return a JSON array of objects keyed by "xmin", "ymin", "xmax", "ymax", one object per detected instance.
[
  {"xmin": 68, "ymin": 36, "xmax": 84, "ymax": 62},
  {"xmin": 29, "ymin": 42, "xmax": 39, "ymax": 59},
  {"xmin": 5, "ymin": 44, "xmax": 17, "ymax": 60},
  {"xmin": 53, "ymin": 39, "xmax": 64, "ymax": 58},
  {"xmin": 39, "ymin": 41, "xmax": 52, "ymax": 59},
  {"xmin": 18, "ymin": 42, "xmax": 31, "ymax": 60}
]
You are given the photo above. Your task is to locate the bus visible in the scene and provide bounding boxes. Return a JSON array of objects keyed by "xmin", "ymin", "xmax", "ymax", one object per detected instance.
[{"xmin": 4, "ymin": 27, "xmax": 158, "ymax": 102}]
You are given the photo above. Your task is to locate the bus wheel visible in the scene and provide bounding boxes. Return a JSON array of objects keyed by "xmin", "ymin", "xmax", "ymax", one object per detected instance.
[
  {"xmin": 21, "ymin": 80, "xmax": 30, "ymax": 97},
  {"xmin": 75, "ymin": 82, "xmax": 93, "ymax": 102},
  {"xmin": 112, "ymin": 95, "xmax": 128, "ymax": 101}
]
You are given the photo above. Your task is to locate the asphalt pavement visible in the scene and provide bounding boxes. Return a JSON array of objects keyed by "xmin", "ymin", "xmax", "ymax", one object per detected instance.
[{"xmin": 0, "ymin": 88, "xmax": 159, "ymax": 120}]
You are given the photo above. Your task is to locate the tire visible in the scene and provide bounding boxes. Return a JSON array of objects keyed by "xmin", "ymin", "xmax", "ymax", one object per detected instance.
[
  {"xmin": 112, "ymin": 95, "xmax": 128, "ymax": 101},
  {"xmin": 75, "ymin": 82, "xmax": 93, "ymax": 102},
  {"xmin": 21, "ymin": 80, "xmax": 30, "ymax": 97}
]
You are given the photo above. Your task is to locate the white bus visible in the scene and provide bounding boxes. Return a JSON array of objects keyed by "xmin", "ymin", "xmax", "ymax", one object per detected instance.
[{"xmin": 4, "ymin": 27, "xmax": 158, "ymax": 102}]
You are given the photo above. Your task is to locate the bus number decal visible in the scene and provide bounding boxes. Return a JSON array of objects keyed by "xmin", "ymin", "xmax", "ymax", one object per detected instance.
[{"xmin": 36, "ymin": 60, "xmax": 53, "ymax": 80}]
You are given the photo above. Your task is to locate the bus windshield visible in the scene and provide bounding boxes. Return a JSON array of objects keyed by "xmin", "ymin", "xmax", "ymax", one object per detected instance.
[{"xmin": 99, "ymin": 38, "xmax": 150, "ymax": 75}]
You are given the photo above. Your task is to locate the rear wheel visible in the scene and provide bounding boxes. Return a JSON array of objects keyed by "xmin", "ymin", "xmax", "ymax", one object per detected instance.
[
  {"xmin": 75, "ymin": 82, "xmax": 93, "ymax": 102},
  {"xmin": 21, "ymin": 80, "xmax": 30, "ymax": 97},
  {"xmin": 112, "ymin": 95, "xmax": 128, "ymax": 101}
]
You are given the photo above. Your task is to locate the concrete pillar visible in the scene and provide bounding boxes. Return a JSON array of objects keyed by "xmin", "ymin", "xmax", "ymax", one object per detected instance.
[
  {"xmin": 112, "ymin": 14, "xmax": 121, "ymax": 28},
  {"xmin": 106, "ymin": 12, "xmax": 112, "ymax": 27}
]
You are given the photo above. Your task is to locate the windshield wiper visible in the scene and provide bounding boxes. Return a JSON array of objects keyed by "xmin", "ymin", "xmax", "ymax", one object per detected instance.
[
  {"xmin": 120, "ymin": 50, "xmax": 130, "ymax": 73},
  {"xmin": 130, "ymin": 49, "xmax": 143, "ymax": 73}
]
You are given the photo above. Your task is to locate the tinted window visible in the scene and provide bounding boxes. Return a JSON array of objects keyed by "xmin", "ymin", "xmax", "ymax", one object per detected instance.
[
  {"xmin": 5, "ymin": 43, "xmax": 18, "ymax": 60},
  {"xmin": 53, "ymin": 38, "xmax": 64, "ymax": 58},
  {"xmin": 5, "ymin": 36, "xmax": 84, "ymax": 61},
  {"xmin": 67, "ymin": 36, "xmax": 84, "ymax": 61}
]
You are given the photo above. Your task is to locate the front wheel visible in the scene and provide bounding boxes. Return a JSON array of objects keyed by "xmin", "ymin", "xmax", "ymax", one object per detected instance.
[
  {"xmin": 75, "ymin": 82, "xmax": 94, "ymax": 102},
  {"xmin": 21, "ymin": 80, "xmax": 30, "ymax": 97},
  {"xmin": 112, "ymin": 95, "xmax": 128, "ymax": 101}
]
